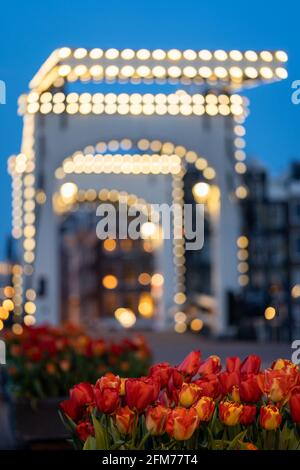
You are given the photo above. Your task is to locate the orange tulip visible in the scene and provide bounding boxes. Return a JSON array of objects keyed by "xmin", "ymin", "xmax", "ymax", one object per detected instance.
[
  {"xmin": 219, "ymin": 401, "xmax": 243, "ymax": 426},
  {"xmin": 146, "ymin": 404, "xmax": 169, "ymax": 435},
  {"xmin": 257, "ymin": 368, "xmax": 298, "ymax": 403},
  {"xmin": 179, "ymin": 383, "xmax": 201, "ymax": 408},
  {"xmin": 115, "ymin": 406, "xmax": 135, "ymax": 435},
  {"xmin": 194, "ymin": 396, "xmax": 215, "ymax": 421},
  {"xmin": 260, "ymin": 405, "xmax": 282, "ymax": 430},
  {"xmin": 166, "ymin": 407, "xmax": 199, "ymax": 441},
  {"xmin": 96, "ymin": 372, "xmax": 120, "ymax": 391}
]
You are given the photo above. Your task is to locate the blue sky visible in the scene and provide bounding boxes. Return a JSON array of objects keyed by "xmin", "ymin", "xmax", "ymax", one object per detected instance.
[{"xmin": 0, "ymin": 0, "xmax": 299, "ymax": 258}]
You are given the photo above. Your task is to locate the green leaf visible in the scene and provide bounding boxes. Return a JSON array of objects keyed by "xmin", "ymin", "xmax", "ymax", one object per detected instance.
[
  {"xmin": 92, "ymin": 415, "xmax": 108, "ymax": 449},
  {"xmin": 227, "ymin": 430, "xmax": 248, "ymax": 450},
  {"xmin": 83, "ymin": 436, "xmax": 96, "ymax": 450}
]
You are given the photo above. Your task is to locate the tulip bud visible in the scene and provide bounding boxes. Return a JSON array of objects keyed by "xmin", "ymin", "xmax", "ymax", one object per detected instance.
[
  {"xmin": 194, "ymin": 396, "xmax": 215, "ymax": 421},
  {"xmin": 115, "ymin": 406, "xmax": 135, "ymax": 435},
  {"xmin": 219, "ymin": 401, "xmax": 243, "ymax": 426},
  {"xmin": 146, "ymin": 404, "xmax": 169, "ymax": 435},
  {"xmin": 232, "ymin": 385, "xmax": 240, "ymax": 403},
  {"xmin": 259, "ymin": 405, "xmax": 282, "ymax": 430},
  {"xmin": 120, "ymin": 378, "xmax": 127, "ymax": 396},
  {"xmin": 198, "ymin": 356, "xmax": 221, "ymax": 376},
  {"xmin": 179, "ymin": 383, "xmax": 201, "ymax": 408}
]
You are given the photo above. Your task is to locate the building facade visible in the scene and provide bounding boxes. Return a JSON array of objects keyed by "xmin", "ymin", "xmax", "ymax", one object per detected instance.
[{"xmin": 7, "ymin": 47, "xmax": 287, "ymax": 334}]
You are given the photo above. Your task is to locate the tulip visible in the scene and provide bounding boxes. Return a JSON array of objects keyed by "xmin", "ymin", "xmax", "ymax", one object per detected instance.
[
  {"xmin": 150, "ymin": 362, "xmax": 172, "ymax": 388},
  {"xmin": 167, "ymin": 368, "xmax": 184, "ymax": 404},
  {"xmin": 257, "ymin": 368, "xmax": 298, "ymax": 403},
  {"xmin": 60, "ymin": 398, "xmax": 82, "ymax": 422},
  {"xmin": 76, "ymin": 421, "xmax": 95, "ymax": 441},
  {"xmin": 232, "ymin": 385, "xmax": 240, "ymax": 402},
  {"xmin": 260, "ymin": 405, "xmax": 282, "ymax": 431},
  {"xmin": 218, "ymin": 371, "xmax": 240, "ymax": 396},
  {"xmin": 96, "ymin": 372, "xmax": 120, "ymax": 391},
  {"xmin": 146, "ymin": 404, "xmax": 169, "ymax": 435},
  {"xmin": 194, "ymin": 396, "xmax": 215, "ymax": 422},
  {"xmin": 219, "ymin": 401, "xmax": 243, "ymax": 426},
  {"xmin": 166, "ymin": 407, "xmax": 199, "ymax": 441},
  {"xmin": 289, "ymin": 392, "xmax": 300, "ymax": 424},
  {"xmin": 239, "ymin": 405, "xmax": 257, "ymax": 425},
  {"xmin": 239, "ymin": 374, "xmax": 262, "ymax": 403},
  {"xmin": 115, "ymin": 406, "xmax": 135, "ymax": 435},
  {"xmin": 70, "ymin": 382, "xmax": 95, "ymax": 407},
  {"xmin": 198, "ymin": 356, "xmax": 221, "ymax": 376},
  {"xmin": 195, "ymin": 374, "xmax": 221, "ymax": 400},
  {"xmin": 177, "ymin": 351, "xmax": 201, "ymax": 376},
  {"xmin": 94, "ymin": 387, "xmax": 119, "ymax": 414},
  {"xmin": 179, "ymin": 383, "xmax": 201, "ymax": 408},
  {"xmin": 60, "ymin": 382, "xmax": 95, "ymax": 421},
  {"xmin": 272, "ymin": 358, "xmax": 299, "ymax": 372},
  {"xmin": 241, "ymin": 355, "xmax": 261, "ymax": 375},
  {"xmin": 240, "ymin": 442, "xmax": 258, "ymax": 450},
  {"xmin": 226, "ymin": 357, "xmax": 241, "ymax": 373},
  {"xmin": 125, "ymin": 377, "xmax": 160, "ymax": 413}
]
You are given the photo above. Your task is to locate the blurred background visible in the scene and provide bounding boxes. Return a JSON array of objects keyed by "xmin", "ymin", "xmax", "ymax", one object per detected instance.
[{"xmin": 0, "ymin": 0, "xmax": 300, "ymax": 352}]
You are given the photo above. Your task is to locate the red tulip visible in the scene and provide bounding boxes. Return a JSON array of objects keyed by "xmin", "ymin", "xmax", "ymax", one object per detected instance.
[
  {"xmin": 239, "ymin": 405, "xmax": 257, "ymax": 425},
  {"xmin": 76, "ymin": 421, "xmax": 95, "ymax": 441},
  {"xmin": 198, "ymin": 356, "xmax": 222, "ymax": 376},
  {"xmin": 177, "ymin": 351, "xmax": 201, "ymax": 376},
  {"xmin": 239, "ymin": 374, "xmax": 262, "ymax": 403},
  {"xmin": 241, "ymin": 355, "xmax": 261, "ymax": 375},
  {"xmin": 260, "ymin": 405, "xmax": 282, "ymax": 430},
  {"xmin": 115, "ymin": 406, "xmax": 135, "ymax": 435},
  {"xmin": 195, "ymin": 374, "xmax": 221, "ymax": 400},
  {"xmin": 125, "ymin": 377, "xmax": 159, "ymax": 413},
  {"xmin": 166, "ymin": 407, "xmax": 199, "ymax": 441},
  {"xmin": 219, "ymin": 401, "xmax": 243, "ymax": 426},
  {"xmin": 146, "ymin": 404, "xmax": 169, "ymax": 435},
  {"xmin": 167, "ymin": 368, "xmax": 184, "ymax": 404},
  {"xmin": 226, "ymin": 357, "xmax": 241, "ymax": 373},
  {"xmin": 94, "ymin": 387, "xmax": 119, "ymax": 414},
  {"xmin": 194, "ymin": 396, "xmax": 215, "ymax": 422},
  {"xmin": 178, "ymin": 383, "xmax": 201, "ymax": 408},
  {"xmin": 60, "ymin": 398, "xmax": 82, "ymax": 422},
  {"xmin": 60, "ymin": 382, "xmax": 94, "ymax": 422},
  {"xmin": 150, "ymin": 362, "xmax": 172, "ymax": 388},
  {"xmin": 218, "ymin": 371, "xmax": 240, "ymax": 395},
  {"xmin": 289, "ymin": 392, "xmax": 300, "ymax": 424},
  {"xmin": 70, "ymin": 382, "xmax": 94, "ymax": 407}
]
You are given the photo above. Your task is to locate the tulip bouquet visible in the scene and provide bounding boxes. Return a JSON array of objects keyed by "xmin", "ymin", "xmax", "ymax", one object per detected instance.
[
  {"xmin": 3, "ymin": 324, "xmax": 151, "ymax": 402},
  {"xmin": 60, "ymin": 351, "xmax": 300, "ymax": 450}
]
